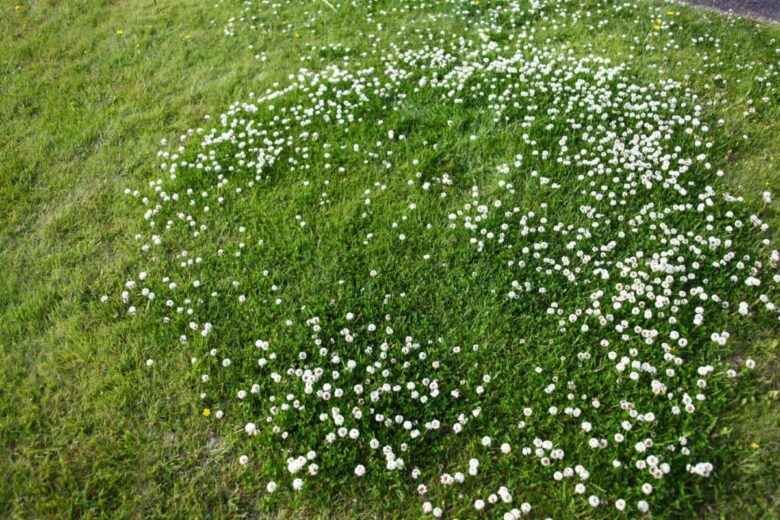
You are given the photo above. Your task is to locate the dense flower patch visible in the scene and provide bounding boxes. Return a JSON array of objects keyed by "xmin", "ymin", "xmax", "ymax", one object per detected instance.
[{"xmin": 109, "ymin": 0, "xmax": 779, "ymax": 517}]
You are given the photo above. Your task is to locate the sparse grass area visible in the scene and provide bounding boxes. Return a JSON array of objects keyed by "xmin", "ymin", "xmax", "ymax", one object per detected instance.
[{"xmin": 1, "ymin": 0, "xmax": 779, "ymax": 518}]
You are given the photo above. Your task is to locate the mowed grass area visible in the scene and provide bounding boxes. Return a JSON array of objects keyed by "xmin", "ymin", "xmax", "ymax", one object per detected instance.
[{"xmin": 1, "ymin": 0, "xmax": 779, "ymax": 518}]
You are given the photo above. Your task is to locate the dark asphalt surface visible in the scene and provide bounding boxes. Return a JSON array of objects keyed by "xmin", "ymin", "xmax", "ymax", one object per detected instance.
[{"xmin": 683, "ymin": 0, "xmax": 780, "ymax": 22}]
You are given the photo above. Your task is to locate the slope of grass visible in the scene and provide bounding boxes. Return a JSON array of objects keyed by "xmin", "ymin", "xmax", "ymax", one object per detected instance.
[{"xmin": 1, "ymin": 0, "xmax": 778, "ymax": 518}]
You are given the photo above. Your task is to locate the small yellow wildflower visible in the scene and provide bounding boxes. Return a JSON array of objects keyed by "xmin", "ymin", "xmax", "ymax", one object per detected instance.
[
  {"xmin": 653, "ymin": 25, "xmax": 661, "ymax": 31},
  {"xmin": 16, "ymin": 5, "xmax": 22, "ymax": 11},
  {"xmin": 667, "ymin": 11, "xmax": 675, "ymax": 16},
  {"xmin": 203, "ymin": 408, "xmax": 211, "ymax": 417},
  {"xmin": 116, "ymin": 29, "xmax": 124, "ymax": 36},
  {"xmin": 183, "ymin": 34, "xmax": 192, "ymax": 40},
  {"xmin": 750, "ymin": 442, "xmax": 760, "ymax": 449},
  {"xmin": 293, "ymin": 32, "xmax": 300, "ymax": 38}
]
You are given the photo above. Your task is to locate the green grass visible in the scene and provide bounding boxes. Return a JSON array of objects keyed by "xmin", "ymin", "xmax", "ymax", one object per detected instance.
[{"xmin": 1, "ymin": 0, "xmax": 779, "ymax": 518}]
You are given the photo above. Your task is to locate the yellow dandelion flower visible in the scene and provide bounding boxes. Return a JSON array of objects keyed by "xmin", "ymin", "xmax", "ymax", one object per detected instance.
[
  {"xmin": 15, "ymin": 4, "xmax": 22, "ymax": 11},
  {"xmin": 116, "ymin": 29, "xmax": 124, "ymax": 36},
  {"xmin": 750, "ymin": 442, "xmax": 760, "ymax": 449},
  {"xmin": 203, "ymin": 408, "xmax": 211, "ymax": 417},
  {"xmin": 653, "ymin": 24, "xmax": 661, "ymax": 31}
]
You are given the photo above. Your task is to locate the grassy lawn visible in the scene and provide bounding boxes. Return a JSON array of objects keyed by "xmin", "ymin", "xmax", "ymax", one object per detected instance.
[{"xmin": 1, "ymin": 0, "xmax": 779, "ymax": 518}]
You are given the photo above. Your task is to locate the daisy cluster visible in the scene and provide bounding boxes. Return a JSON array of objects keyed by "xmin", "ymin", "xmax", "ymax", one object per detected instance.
[{"xmin": 111, "ymin": 0, "xmax": 779, "ymax": 517}]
